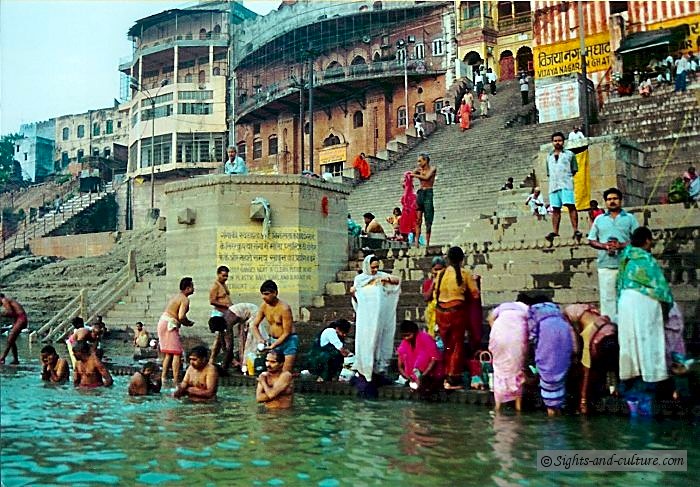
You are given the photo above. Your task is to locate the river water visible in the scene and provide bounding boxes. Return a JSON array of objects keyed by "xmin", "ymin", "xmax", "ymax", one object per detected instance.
[{"xmin": 1, "ymin": 360, "xmax": 697, "ymax": 487}]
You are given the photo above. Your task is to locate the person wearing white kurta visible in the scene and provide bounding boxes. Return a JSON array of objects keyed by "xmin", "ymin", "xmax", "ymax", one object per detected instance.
[{"xmin": 350, "ymin": 254, "xmax": 401, "ymax": 380}]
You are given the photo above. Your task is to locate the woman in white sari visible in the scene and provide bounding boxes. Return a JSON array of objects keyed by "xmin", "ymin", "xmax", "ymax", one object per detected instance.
[{"xmin": 351, "ymin": 255, "xmax": 401, "ymax": 380}]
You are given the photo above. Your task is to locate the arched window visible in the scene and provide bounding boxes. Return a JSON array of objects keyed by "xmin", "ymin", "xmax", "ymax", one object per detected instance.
[
  {"xmin": 199, "ymin": 28, "xmax": 207, "ymax": 40},
  {"xmin": 92, "ymin": 122, "xmax": 100, "ymax": 136},
  {"xmin": 62, "ymin": 127, "xmax": 69, "ymax": 140},
  {"xmin": 184, "ymin": 73, "xmax": 193, "ymax": 83},
  {"xmin": 351, "ymin": 55, "xmax": 366, "ymax": 65},
  {"xmin": 213, "ymin": 66, "xmax": 221, "ymax": 76},
  {"xmin": 268, "ymin": 135, "xmax": 278, "ymax": 155},
  {"xmin": 213, "ymin": 24, "xmax": 221, "ymax": 35},
  {"xmin": 323, "ymin": 133, "xmax": 341, "ymax": 147},
  {"xmin": 237, "ymin": 142, "xmax": 246, "ymax": 161},
  {"xmin": 397, "ymin": 107, "xmax": 407, "ymax": 127},
  {"xmin": 353, "ymin": 111, "xmax": 364, "ymax": 128},
  {"xmin": 373, "ymin": 52, "xmax": 381, "ymax": 62},
  {"xmin": 253, "ymin": 138, "xmax": 262, "ymax": 159},
  {"xmin": 415, "ymin": 102, "xmax": 426, "ymax": 122},
  {"xmin": 373, "ymin": 1, "xmax": 383, "ymax": 10},
  {"xmin": 198, "ymin": 70, "xmax": 206, "ymax": 85},
  {"xmin": 77, "ymin": 125, "xmax": 85, "ymax": 138}
]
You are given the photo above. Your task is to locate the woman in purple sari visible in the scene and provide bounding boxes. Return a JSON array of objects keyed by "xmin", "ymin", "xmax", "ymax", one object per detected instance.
[{"xmin": 525, "ymin": 294, "xmax": 576, "ymax": 416}]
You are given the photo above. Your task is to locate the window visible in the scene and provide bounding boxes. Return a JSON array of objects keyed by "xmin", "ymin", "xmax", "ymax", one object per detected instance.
[
  {"xmin": 77, "ymin": 149, "xmax": 84, "ymax": 161},
  {"xmin": 104, "ymin": 148, "xmax": 111, "ymax": 158},
  {"xmin": 198, "ymin": 70, "xmax": 206, "ymax": 85},
  {"xmin": 462, "ymin": 1, "xmax": 481, "ymax": 19},
  {"xmin": 141, "ymin": 93, "xmax": 173, "ymax": 107},
  {"xmin": 397, "ymin": 49, "xmax": 406, "ymax": 64},
  {"xmin": 353, "ymin": 111, "xmax": 364, "ymax": 128},
  {"xmin": 15, "ymin": 145, "xmax": 19, "ymax": 152},
  {"xmin": 176, "ymin": 132, "xmax": 225, "ymax": 163},
  {"xmin": 93, "ymin": 148, "xmax": 100, "ymax": 157},
  {"xmin": 610, "ymin": 1, "xmax": 628, "ymax": 14},
  {"xmin": 253, "ymin": 123, "xmax": 261, "ymax": 135},
  {"xmin": 179, "ymin": 90, "xmax": 213, "ymax": 100},
  {"xmin": 414, "ymin": 44, "xmax": 425, "ymax": 60},
  {"xmin": 106, "ymin": 120, "xmax": 113, "ymax": 134},
  {"xmin": 77, "ymin": 125, "xmax": 85, "ymax": 138},
  {"xmin": 131, "ymin": 112, "xmax": 139, "ymax": 127},
  {"xmin": 141, "ymin": 104, "xmax": 173, "ymax": 121},
  {"xmin": 184, "ymin": 73, "xmax": 193, "ymax": 83},
  {"xmin": 322, "ymin": 162, "xmax": 343, "ymax": 177},
  {"xmin": 62, "ymin": 127, "xmax": 69, "ymax": 140},
  {"xmin": 237, "ymin": 142, "xmax": 246, "ymax": 161},
  {"xmin": 178, "ymin": 103, "xmax": 212, "ymax": 115},
  {"xmin": 397, "ymin": 107, "xmax": 407, "ymax": 127},
  {"xmin": 24, "ymin": 153, "xmax": 27, "ymax": 161},
  {"xmin": 253, "ymin": 139, "xmax": 262, "ymax": 159},
  {"xmin": 415, "ymin": 102, "xmax": 426, "ymax": 122},
  {"xmin": 323, "ymin": 134, "xmax": 341, "ymax": 146},
  {"xmin": 268, "ymin": 135, "xmax": 278, "ymax": 156},
  {"xmin": 433, "ymin": 99, "xmax": 445, "ymax": 113},
  {"xmin": 432, "ymin": 39, "xmax": 445, "ymax": 56},
  {"xmin": 93, "ymin": 122, "xmax": 100, "ymax": 136},
  {"xmin": 140, "ymin": 134, "xmax": 172, "ymax": 167},
  {"xmin": 117, "ymin": 121, "xmax": 122, "ymax": 129},
  {"xmin": 213, "ymin": 66, "xmax": 221, "ymax": 76}
]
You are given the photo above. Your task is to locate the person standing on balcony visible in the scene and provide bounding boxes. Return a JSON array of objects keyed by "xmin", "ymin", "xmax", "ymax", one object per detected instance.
[
  {"xmin": 412, "ymin": 153, "xmax": 436, "ymax": 247},
  {"xmin": 587, "ymin": 187, "xmax": 639, "ymax": 322},
  {"xmin": 224, "ymin": 146, "xmax": 247, "ymax": 175},
  {"xmin": 545, "ymin": 132, "xmax": 581, "ymax": 242},
  {"xmin": 0, "ymin": 293, "xmax": 27, "ymax": 365}
]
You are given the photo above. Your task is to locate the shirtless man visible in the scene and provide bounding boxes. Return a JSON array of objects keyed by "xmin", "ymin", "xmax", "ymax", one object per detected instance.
[
  {"xmin": 411, "ymin": 153, "xmax": 437, "ymax": 247},
  {"xmin": 128, "ymin": 362, "xmax": 162, "ymax": 396},
  {"xmin": 256, "ymin": 350, "xmax": 293, "ymax": 409},
  {"xmin": 0, "ymin": 293, "xmax": 28, "ymax": 365},
  {"xmin": 174, "ymin": 346, "xmax": 218, "ymax": 401},
  {"xmin": 157, "ymin": 277, "xmax": 195, "ymax": 385},
  {"xmin": 209, "ymin": 266, "xmax": 234, "ymax": 368},
  {"xmin": 133, "ymin": 322, "xmax": 150, "ymax": 348},
  {"xmin": 40, "ymin": 345, "xmax": 69, "ymax": 383},
  {"xmin": 251, "ymin": 280, "xmax": 297, "ymax": 372},
  {"xmin": 73, "ymin": 340, "xmax": 113, "ymax": 388}
]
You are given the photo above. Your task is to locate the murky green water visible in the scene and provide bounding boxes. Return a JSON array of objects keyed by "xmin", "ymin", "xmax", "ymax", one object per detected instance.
[{"xmin": 1, "ymin": 361, "xmax": 698, "ymax": 486}]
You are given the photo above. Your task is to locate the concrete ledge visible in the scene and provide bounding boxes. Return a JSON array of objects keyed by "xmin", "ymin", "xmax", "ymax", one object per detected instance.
[
  {"xmin": 29, "ymin": 231, "xmax": 121, "ymax": 258},
  {"xmin": 164, "ymin": 174, "xmax": 352, "ymax": 195}
]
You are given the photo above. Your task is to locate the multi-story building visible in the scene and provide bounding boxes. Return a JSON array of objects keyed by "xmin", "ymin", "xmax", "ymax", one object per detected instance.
[
  {"xmin": 16, "ymin": 120, "xmax": 55, "ymax": 183},
  {"xmin": 232, "ymin": 0, "xmax": 455, "ymax": 176},
  {"xmin": 54, "ymin": 105, "xmax": 130, "ymax": 176},
  {"xmin": 455, "ymin": 1, "xmax": 534, "ymax": 81},
  {"xmin": 117, "ymin": 1, "xmax": 256, "ymax": 222}
]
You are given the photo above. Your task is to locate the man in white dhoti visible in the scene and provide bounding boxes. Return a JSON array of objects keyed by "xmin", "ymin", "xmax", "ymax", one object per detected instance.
[
  {"xmin": 350, "ymin": 255, "xmax": 401, "ymax": 381},
  {"xmin": 616, "ymin": 227, "xmax": 673, "ymax": 384}
]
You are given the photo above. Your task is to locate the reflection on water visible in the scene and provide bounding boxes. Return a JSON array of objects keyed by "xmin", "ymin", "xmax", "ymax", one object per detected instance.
[{"xmin": 1, "ymin": 362, "xmax": 698, "ymax": 486}]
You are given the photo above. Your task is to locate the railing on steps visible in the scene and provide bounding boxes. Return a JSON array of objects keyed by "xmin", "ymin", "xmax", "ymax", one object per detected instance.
[
  {"xmin": 29, "ymin": 249, "xmax": 138, "ymax": 344},
  {"xmin": 1, "ymin": 182, "xmax": 115, "ymax": 258}
]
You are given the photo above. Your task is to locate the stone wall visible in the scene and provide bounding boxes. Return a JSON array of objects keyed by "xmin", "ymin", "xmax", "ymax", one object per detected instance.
[
  {"xmin": 537, "ymin": 135, "xmax": 647, "ymax": 207},
  {"xmin": 163, "ymin": 175, "xmax": 350, "ymax": 329},
  {"xmin": 28, "ymin": 231, "xmax": 120, "ymax": 258}
]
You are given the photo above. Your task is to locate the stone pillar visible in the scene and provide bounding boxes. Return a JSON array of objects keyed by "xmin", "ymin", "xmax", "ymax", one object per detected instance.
[{"xmin": 164, "ymin": 175, "xmax": 350, "ymax": 335}]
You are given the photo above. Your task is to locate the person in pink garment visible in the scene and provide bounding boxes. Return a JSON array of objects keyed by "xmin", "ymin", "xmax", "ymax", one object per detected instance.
[
  {"xmin": 397, "ymin": 320, "xmax": 443, "ymax": 394},
  {"xmin": 487, "ymin": 295, "xmax": 530, "ymax": 412}
]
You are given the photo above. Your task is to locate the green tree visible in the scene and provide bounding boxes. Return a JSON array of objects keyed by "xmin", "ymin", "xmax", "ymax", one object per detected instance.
[{"xmin": 0, "ymin": 133, "xmax": 23, "ymax": 191}]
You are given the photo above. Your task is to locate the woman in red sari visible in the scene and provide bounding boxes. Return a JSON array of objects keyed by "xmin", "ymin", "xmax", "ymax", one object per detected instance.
[
  {"xmin": 434, "ymin": 246, "xmax": 481, "ymax": 389},
  {"xmin": 458, "ymin": 100, "xmax": 471, "ymax": 131}
]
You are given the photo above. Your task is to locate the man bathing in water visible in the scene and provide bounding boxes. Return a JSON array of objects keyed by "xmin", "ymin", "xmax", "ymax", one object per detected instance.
[
  {"xmin": 0, "ymin": 293, "xmax": 28, "ymax": 365},
  {"xmin": 73, "ymin": 341, "xmax": 113, "ymax": 388},
  {"xmin": 128, "ymin": 362, "xmax": 162, "ymax": 396},
  {"xmin": 411, "ymin": 153, "xmax": 437, "ymax": 247},
  {"xmin": 158, "ymin": 277, "xmax": 195, "ymax": 385},
  {"xmin": 40, "ymin": 345, "xmax": 69, "ymax": 383},
  {"xmin": 251, "ymin": 280, "xmax": 297, "ymax": 372},
  {"xmin": 256, "ymin": 350, "xmax": 294, "ymax": 409},
  {"xmin": 174, "ymin": 346, "xmax": 218, "ymax": 401},
  {"xmin": 209, "ymin": 266, "xmax": 236, "ymax": 369}
]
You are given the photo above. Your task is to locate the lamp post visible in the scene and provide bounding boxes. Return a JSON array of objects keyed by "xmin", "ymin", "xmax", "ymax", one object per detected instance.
[
  {"xmin": 577, "ymin": 0, "xmax": 590, "ymax": 135},
  {"xmin": 397, "ymin": 38, "xmax": 415, "ymax": 131},
  {"xmin": 131, "ymin": 78, "xmax": 168, "ymax": 212}
]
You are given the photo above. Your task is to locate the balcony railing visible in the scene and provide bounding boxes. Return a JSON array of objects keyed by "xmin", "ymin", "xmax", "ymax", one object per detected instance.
[
  {"xmin": 497, "ymin": 13, "xmax": 532, "ymax": 33},
  {"xmin": 236, "ymin": 59, "xmax": 445, "ymax": 117},
  {"xmin": 137, "ymin": 32, "xmax": 228, "ymax": 51},
  {"xmin": 460, "ymin": 17, "xmax": 481, "ymax": 31}
]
